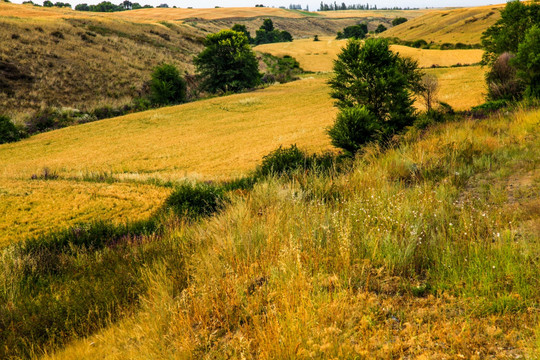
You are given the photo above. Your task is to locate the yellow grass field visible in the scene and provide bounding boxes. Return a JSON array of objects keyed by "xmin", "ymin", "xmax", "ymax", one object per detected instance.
[
  {"xmin": 0, "ymin": 67, "xmax": 486, "ymax": 244},
  {"xmin": 0, "ymin": 180, "xmax": 170, "ymax": 245},
  {"xmin": 256, "ymin": 37, "xmax": 484, "ymax": 72},
  {"xmin": 384, "ymin": 4, "xmax": 504, "ymax": 44}
]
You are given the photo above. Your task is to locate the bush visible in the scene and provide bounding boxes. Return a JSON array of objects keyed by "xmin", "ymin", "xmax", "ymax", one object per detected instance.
[
  {"xmin": 375, "ymin": 24, "xmax": 387, "ymax": 34},
  {"xmin": 164, "ymin": 182, "xmax": 226, "ymax": 219},
  {"xmin": 262, "ymin": 53, "xmax": 303, "ymax": 84},
  {"xmin": 337, "ymin": 24, "xmax": 367, "ymax": 39},
  {"xmin": 412, "ymin": 39, "xmax": 428, "ymax": 48},
  {"xmin": 0, "ymin": 115, "xmax": 22, "ymax": 144},
  {"xmin": 25, "ymin": 107, "xmax": 96, "ymax": 134},
  {"xmin": 392, "ymin": 17, "xmax": 408, "ymax": 26},
  {"xmin": 149, "ymin": 63, "xmax": 187, "ymax": 106},
  {"xmin": 413, "ymin": 109, "xmax": 445, "ymax": 130},
  {"xmin": 486, "ymin": 52, "xmax": 523, "ymax": 101},
  {"xmin": 256, "ymin": 144, "xmax": 337, "ymax": 177},
  {"xmin": 327, "ymin": 106, "xmax": 379, "ymax": 156}
]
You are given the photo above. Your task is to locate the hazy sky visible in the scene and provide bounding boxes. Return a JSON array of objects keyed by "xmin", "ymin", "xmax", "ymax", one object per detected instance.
[{"xmin": 11, "ymin": 0, "xmax": 506, "ymax": 9}]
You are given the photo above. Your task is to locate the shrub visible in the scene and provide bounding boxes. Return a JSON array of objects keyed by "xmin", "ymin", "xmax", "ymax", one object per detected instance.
[
  {"xmin": 337, "ymin": 24, "xmax": 367, "ymax": 39},
  {"xmin": 486, "ymin": 52, "xmax": 523, "ymax": 101},
  {"xmin": 375, "ymin": 24, "xmax": 387, "ymax": 34},
  {"xmin": 314, "ymin": 35, "xmax": 320, "ymax": 41},
  {"xmin": 418, "ymin": 73, "xmax": 439, "ymax": 111},
  {"xmin": 392, "ymin": 17, "xmax": 408, "ymax": 26},
  {"xmin": 413, "ymin": 109, "xmax": 445, "ymax": 130},
  {"xmin": 262, "ymin": 53, "xmax": 303, "ymax": 84},
  {"xmin": 25, "ymin": 107, "xmax": 96, "ymax": 134},
  {"xmin": 327, "ymin": 106, "xmax": 379, "ymax": 156},
  {"xmin": 412, "ymin": 39, "xmax": 428, "ymax": 48},
  {"xmin": 256, "ymin": 144, "xmax": 337, "ymax": 177},
  {"xmin": 0, "ymin": 115, "xmax": 22, "ymax": 144},
  {"xmin": 164, "ymin": 182, "xmax": 226, "ymax": 219},
  {"xmin": 149, "ymin": 63, "xmax": 187, "ymax": 106}
]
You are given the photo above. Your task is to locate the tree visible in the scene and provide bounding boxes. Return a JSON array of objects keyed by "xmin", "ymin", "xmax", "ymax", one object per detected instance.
[
  {"xmin": 337, "ymin": 24, "xmax": 367, "ymax": 39},
  {"xmin": 512, "ymin": 25, "xmax": 540, "ymax": 98},
  {"xmin": 43, "ymin": 0, "xmax": 53, "ymax": 6},
  {"xmin": 261, "ymin": 18, "xmax": 274, "ymax": 32},
  {"xmin": 231, "ymin": 24, "xmax": 253, "ymax": 43},
  {"xmin": 0, "ymin": 115, "xmax": 21, "ymax": 144},
  {"xmin": 149, "ymin": 64, "xmax": 187, "ymax": 105},
  {"xmin": 392, "ymin": 17, "xmax": 408, "ymax": 26},
  {"xmin": 481, "ymin": 0, "xmax": 540, "ymax": 65},
  {"xmin": 194, "ymin": 30, "xmax": 261, "ymax": 93},
  {"xmin": 328, "ymin": 38, "xmax": 421, "ymax": 145},
  {"xmin": 375, "ymin": 24, "xmax": 387, "ymax": 33},
  {"xmin": 418, "ymin": 74, "xmax": 439, "ymax": 111}
]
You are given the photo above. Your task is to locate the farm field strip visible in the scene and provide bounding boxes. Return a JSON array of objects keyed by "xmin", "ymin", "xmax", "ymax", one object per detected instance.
[{"xmin": 255, "ymin": 37, "xmax": 484, "ymax": 72}]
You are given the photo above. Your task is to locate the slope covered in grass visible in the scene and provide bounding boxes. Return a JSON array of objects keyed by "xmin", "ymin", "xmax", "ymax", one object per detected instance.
[
  {"xmin": 38, "ymin": 107, "xmax": 540, "ymax": 359},
  {"xmin": 384, "ymin": 3, "xmax": 503, "ymax": 44}
]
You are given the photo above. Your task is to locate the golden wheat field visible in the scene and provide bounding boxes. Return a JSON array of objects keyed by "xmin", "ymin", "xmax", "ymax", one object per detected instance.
[
  {"xmin": 0, "ymin": 180, "xmax": 170, "ymax": 245},
  {"xmin": 384, "ymin": 4, "xmax": 504, "ymax": 44},
  {"xmin": 256, "ymin": 37, "xmax": 484, "ymax": 72}
]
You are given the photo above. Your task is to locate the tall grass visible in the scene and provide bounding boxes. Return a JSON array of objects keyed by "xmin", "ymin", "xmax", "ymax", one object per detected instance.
[{"xmin": 46, "ymin": 108, "xmax": 539, "ymax": 359}]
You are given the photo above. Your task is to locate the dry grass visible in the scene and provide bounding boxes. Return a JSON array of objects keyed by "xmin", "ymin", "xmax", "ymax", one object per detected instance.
[
  {"xmin": 256, "ymin": 37, "xmax": 484, "ymax": 72},
  {"xmin": 0, "ymin": 9, "xmax": 205, "ymax": 118},
  {"xmin": 424, "ymin": 65, "xmax": 487, "ymax": 110},
  {"xmin": 43, "ymin": 107, "xmax": 540, "ymax": 359},
  {"xmin": 0, "ymin": 179, "xmax": 170, "ymax": 245},
  {"xmin": 0, "ymin": 76, "xmax": 335, "ymax": 182},
  {"xmin": 384, "ymin": 3, "xmax": 504, "ymax": 44}
]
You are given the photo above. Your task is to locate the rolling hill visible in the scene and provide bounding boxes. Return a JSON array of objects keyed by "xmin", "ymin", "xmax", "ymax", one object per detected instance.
[
  {"xmin": 383, "ymin": 3, "xmax": 504, "ymax": 44},
  {"xmin": 0, "ymin": 2, "xmax": 428, "ymax": 119}
]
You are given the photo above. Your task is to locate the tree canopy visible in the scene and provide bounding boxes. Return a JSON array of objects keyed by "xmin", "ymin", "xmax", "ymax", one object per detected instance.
[
  {"xmin": 194, "ymin": 30, "xmax": 261, "ymax": 94},
  {"xmin": 328, "ymin": 38, "xmax": 422, "ymax": 152}
]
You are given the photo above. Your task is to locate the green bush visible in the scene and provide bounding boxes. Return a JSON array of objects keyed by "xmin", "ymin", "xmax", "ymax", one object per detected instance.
[
  {"xmin": 392, "ymin": 17, "xmax": 408, "ymax": 26},
  {"xmin": 262, "ymin": 53, "xmax": 303, "ymax": 84},
  {"xmin": 149, "ymin": 63, "xmax": 187, "ymax": 106},
  {"xmin": 327, "ymin": 106, "xmax": 379, "ymax": 156},
  {"xmin": 0, "ymin": 115, "xmax": 22, "ymax": 144},
  {"xmin": 25, "ymin": 107, "xmax": 96, "ymax": 135},
  {"xmin": 337, "ymin": 24, "xmax": 367, "ymax": 39},
  {"xmin": 412, "ymin": 39, "xmax": 428, "ymax": 48},
  {"xmin": 256, "ymin": 144, "xmax": 337, "ymax": 177},
  {"xmin": 375, "ymin": 24, "xmax": 387, "ymax": 34},
  {"xmin": 165, "ymin": 182, "xmax": 226, "ymax": 219},
  {"xmin": 513, "ymin": 25, "xmax": 540, "ymax": 98}
]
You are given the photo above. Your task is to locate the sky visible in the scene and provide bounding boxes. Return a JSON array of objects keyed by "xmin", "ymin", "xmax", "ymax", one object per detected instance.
[{"xmin": 11, "ymin": 0, "xmax": 506, "ymax": 10}]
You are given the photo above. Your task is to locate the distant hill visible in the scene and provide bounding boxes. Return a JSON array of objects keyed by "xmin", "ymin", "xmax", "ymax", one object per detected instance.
[
  {"xmin": 383, "ymin": 4, "xmax": 503, "ymax": 44},
  {"xmin": 0, "ymin": 2, "xmax": 428, "ymax": 118}
]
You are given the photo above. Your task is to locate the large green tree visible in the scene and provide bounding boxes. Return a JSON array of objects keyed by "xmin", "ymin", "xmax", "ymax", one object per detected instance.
[
  {"xmin": 328, "ymin": 38, "xmax": 421, "ymax": 143},
  {"xmin": 481, "ymin": 0, "xmax": 540, "ymax": 65},
  {"xmin": 194, "ymin": 30, "xmax": 261, "ymax": 93},
  {"xmin": 513, "ymin": 25, "xmax": 540, "ymax": 98}
]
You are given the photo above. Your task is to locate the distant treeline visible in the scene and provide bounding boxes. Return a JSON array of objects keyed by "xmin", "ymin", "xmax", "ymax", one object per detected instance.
[
  {"xmin": 318, "ymin": 2, "xmax": 418, "ymax": 11},
  {"xmin": 19, "ymin": 0, "xmax": 165, "ymax": 11}
]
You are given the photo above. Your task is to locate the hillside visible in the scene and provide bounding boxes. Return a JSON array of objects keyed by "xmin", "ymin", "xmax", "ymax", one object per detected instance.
[
  {"xmin": 384, "ymin": 4, "xmax": 504, "ymax": 44},
  {"xmin": 23, "ymin": 107, "xmax": 540, "ymax": 359},
  {"xmin": 0, "ymin": 2, "xmax": 427, "ymax": 119}
]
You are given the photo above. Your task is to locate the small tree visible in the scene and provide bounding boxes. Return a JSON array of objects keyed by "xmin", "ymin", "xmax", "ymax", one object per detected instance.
[
  {"xmin": 512, "ymin": 25, "xmax": 540, "ymax": 98},
  {"xmin": 261, "ymin": 18, "xmax": 274, "ymax": 32},
  {"xmin": 375, "ymin": 24, "xmax": 387, "ymax": 34},
  {"xmin": 0, "ymin": 115, "xmax": 21, "ymax": 144},
  {"xmin": 329, "ymin": 38, "xmax": 421, "ymax": 142},
  {"xmin": 327, "ymin": 106, "xmax": 379, "ymax": 155},
  {"xmin": 418, "ymin": 73, "xmax": 439, "ymax": 111},
  {"xmin": 149, "ymin": 64, "xmax": 187, "ymax": 105},
  {"xmin": 314, "ymin": 35, "xmax": 320, "ymax": 41},
  {"xmin": 392, "ymin": 17, "xmax": 408, "ymax": 26},
  {"xmin": 194, "ymin": 30, "xmax": 261, "ymax": 93}
]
